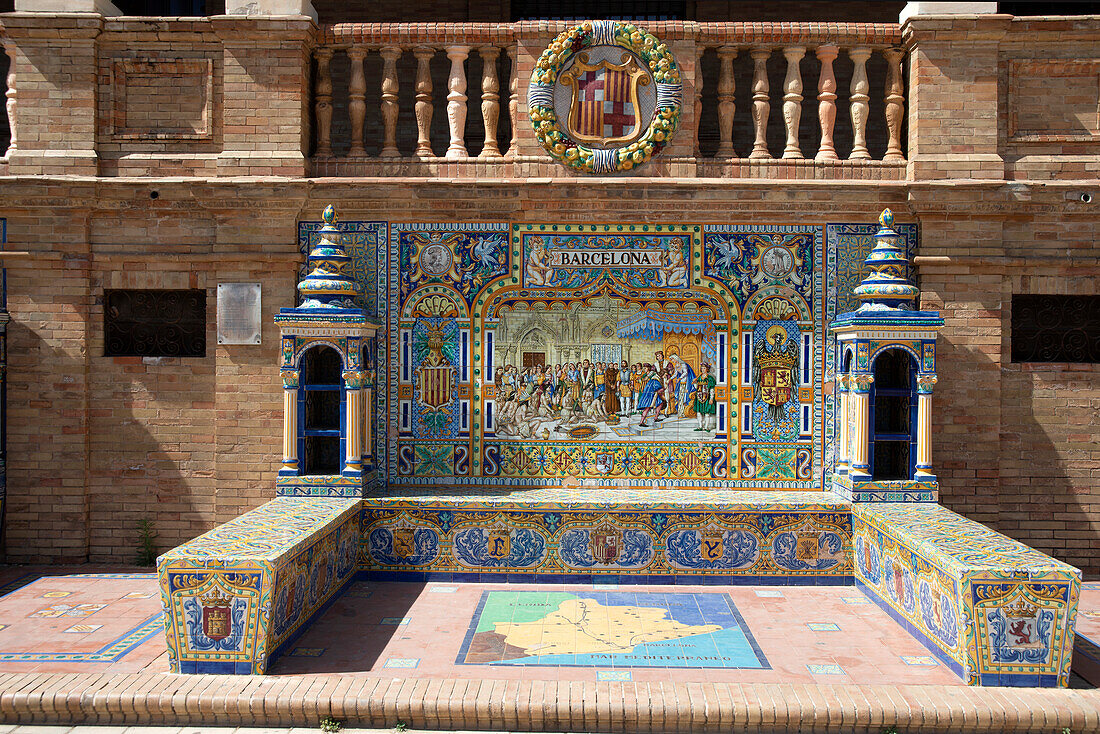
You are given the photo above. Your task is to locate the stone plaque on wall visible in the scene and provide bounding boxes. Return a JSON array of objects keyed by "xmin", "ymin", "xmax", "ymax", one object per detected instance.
[{"xmin": 217, "ymin": 283, "xmax": 261, "ymax": 345}]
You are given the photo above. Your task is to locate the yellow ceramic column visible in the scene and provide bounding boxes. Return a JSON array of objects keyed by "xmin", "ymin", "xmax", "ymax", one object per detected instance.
[
  {"xmin": 836, "ymin": 373, "xmax": 850, "ymax": 475},
  {"xmin": 343, "ymin": 370, "xmax": 363, "ymax": 474},
  {"xmin": 364, "ymin": 385, "xmax": 373, "ymax": 462},
  {"xmin": 849, "ymin": 373, "xmax": 874, "ymax": 479},
  {"xmin": 915, "ymin": 373, "xmax": 937, "ymax": 478},
  {"xmin": 281, "ymin": 372, "xmax": 299, "ymax": 473}
]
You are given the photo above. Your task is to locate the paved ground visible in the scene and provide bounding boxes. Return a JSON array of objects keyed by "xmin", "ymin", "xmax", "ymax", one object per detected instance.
[
  {"xmin": 0, "ymin": 567, "xmax": 1097, "ymax": 732},
  {"xmin": 0, "ymin": 565, "xmax": 960, "ymax": 684},
  {"xmin": 273, "ymin": 580, "xmax": 963, "ymax": 686}
]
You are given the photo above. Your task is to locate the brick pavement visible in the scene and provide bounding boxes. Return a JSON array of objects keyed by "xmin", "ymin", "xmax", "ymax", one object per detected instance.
[{"xmin": 0, "ymin": 672, "xmax": 1098, "ymax": 732}]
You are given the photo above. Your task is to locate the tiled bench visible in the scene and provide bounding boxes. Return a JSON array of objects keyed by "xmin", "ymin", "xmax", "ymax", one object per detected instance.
[
  {"xmin": 853, "ymin": 503, "xmax": 1081, "ymax": 687},
  {"xmin": 360, "ymin": 489, "xmax": 854, "ymax": 584},
  {"xmin": 158, "ymin": 497, "xmax": 360, "ymax": 673}
]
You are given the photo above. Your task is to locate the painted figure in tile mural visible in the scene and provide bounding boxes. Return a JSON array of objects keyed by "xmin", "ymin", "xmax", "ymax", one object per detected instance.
[
  {"xmin": 669, "ymin": 354, "xmax": 697, "ymax": 418},
  {"xmin": 693, "ymin": 363, "xmax": 717, "ymax": 432},
  {"xmin": 618, "ymin": 361, "xmax": 632, "ymax": 415},
  {"xmin": 637, "ymin": 364, "xmax": 667, "ymax": 427},
  {"xmin": 658, "ymin": 237, "xmax": 689, "ymax": 287},
  {"xmin": 526, "ymin": 236, "xmax": 554, "ymax": 286}
]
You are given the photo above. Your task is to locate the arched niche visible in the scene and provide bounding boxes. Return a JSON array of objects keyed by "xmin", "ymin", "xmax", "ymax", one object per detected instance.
[
  {"xmin": 299, "ymin": 344, "xmax": 345, "ymax": 476},
  {"xmin": 869, "ymin": 347, "xmax": 918, "ymax": 481}
]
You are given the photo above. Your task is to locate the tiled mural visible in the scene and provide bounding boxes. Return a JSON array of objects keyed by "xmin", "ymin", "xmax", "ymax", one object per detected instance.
[{"xmin": 296, "ymin": 219, "xmax": 858, "ymax": 490}]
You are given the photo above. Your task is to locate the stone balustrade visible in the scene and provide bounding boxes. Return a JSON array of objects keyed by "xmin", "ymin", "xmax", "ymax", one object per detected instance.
[{"xmin": 310, "ymin": 21, "xmax": 908, "ymax": 178}]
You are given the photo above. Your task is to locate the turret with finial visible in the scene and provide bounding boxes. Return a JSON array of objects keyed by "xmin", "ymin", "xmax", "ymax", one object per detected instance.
[
  {"xmin": 297, "ymin": 204, "xmax": 359, "ymax": 308},
  {"xmin": 852, "ymin": 208, "xmax": 919, "ymax": 310}
]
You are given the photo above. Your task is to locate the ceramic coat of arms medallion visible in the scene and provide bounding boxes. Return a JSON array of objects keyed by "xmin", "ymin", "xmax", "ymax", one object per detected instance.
[{"xmin": 528, "ymin": 20, "xmax": 683, "ymax": 173}]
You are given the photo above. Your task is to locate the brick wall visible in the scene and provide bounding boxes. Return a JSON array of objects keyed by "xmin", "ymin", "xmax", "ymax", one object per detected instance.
[{"xmin": 0, "ymin": 10, "xmax": 1096, "ymax": 577}]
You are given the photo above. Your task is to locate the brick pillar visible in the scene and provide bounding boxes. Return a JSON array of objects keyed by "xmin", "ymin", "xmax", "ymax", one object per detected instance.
[
  {"xmin": 1, "ymin": 13, "xmax": 102, "ymax": 176},
  {"xmin": 903, "ymin": 13, "xmax": 1010, "ymax": 180},
  {"xmin": 211, "ymin": 17, "xmax": 317, "ymax": 177}
]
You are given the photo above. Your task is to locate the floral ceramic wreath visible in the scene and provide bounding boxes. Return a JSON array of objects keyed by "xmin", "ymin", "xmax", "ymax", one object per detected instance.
[{"xmin": 527, "ymin": 20, "xmax": 683, "ymax": 174}]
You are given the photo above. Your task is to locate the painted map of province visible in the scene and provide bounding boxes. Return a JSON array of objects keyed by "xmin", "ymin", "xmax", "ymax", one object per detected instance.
[{"xmin": 458, "ymin": 590, "xmax": 769, "ymax": 669}]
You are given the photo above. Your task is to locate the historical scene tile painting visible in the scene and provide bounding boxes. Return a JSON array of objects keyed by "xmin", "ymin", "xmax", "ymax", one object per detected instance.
[
  {"xmin": 456, "ymin": 590, "xmax": 769, "ymax": 669},
  {"xmin": 362, "ymin": 221, "xmax": 825, "ymax": 489}
]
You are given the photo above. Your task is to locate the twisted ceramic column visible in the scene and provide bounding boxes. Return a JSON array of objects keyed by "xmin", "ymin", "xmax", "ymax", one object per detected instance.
[
  {"xmin": 504, "ymin": 44, "xmax": 519, "ymax": 158},
  {"xmin": 313, "ymin": 47, "xmax": 334, "ymax": 157},
  {"xmin": 815, "ymin": 44, "xmax": 839, "ymax": 161},
  {"xmin": 749, "ymin": 47, "xmax": 772, "ymax": 159},
  {"xmin": 781, "ymin": 46, "xmax": 805, "ymax": 159},
  {"xmin": 413, "ymin": 47, "xmax": 435, "ymax": 157},
  {"xmin": 445, "ymin": 45, "xmax": 470, "ymax": 159},
  {"xmin": 715, "ymin": 46, "xmax": 737, "ymax": 158},
  {"xmin": 479, "ymin": 46, "xmax": 502, "ymax": 158},
  {"xmin": 379, "ymin": 46, "xmax": 401, "ymax": 158},
  {"xmin": 849, "ymin": 47, "xmax": 872, "ymax": 160},
  {"xmin": 884, "ymin": 47, "xmax": 906, "ymax": 161},
  {"xmin": 347, "ymin": 45, "xmax": 368, "ymax": 157}
]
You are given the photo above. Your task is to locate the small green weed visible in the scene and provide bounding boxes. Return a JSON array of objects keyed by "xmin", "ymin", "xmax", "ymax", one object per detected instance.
[
  {"xmin": 135, "ymin": 518, "xmax": 158, "ymax": 567},
  {"xmin": 319, "ymin": 715, "xmax": 342, "ymax": 732},
  {"xmin": 395, "ymin": 721, "xmax": 409, "ymax": 732}
]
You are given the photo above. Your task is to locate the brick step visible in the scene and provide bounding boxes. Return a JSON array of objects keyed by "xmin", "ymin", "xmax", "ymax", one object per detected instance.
[{"xmin": 0, "ymin": 672, "xmax": 1097, "ymax": 732}]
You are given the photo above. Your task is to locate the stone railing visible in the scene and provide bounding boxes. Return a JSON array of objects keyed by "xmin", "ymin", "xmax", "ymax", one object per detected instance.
[{"xmin": 310, "ymin": 21, "xmax": 908, "ymax": 178}]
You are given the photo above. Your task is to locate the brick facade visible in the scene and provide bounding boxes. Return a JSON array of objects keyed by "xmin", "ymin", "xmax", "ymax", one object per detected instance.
[{"xmin": 0, "ymin": 9, "xmax": 1096, "ymax": 576}]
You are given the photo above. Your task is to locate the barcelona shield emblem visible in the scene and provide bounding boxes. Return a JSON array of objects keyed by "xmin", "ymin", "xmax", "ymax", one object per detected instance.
[
  {"xmin": 417, "ymin": 365, "xmax": 453, "ymax": 410},
  {"xmin": 560, "ymin": 52, "xmax": 650, "ymax": 146}
]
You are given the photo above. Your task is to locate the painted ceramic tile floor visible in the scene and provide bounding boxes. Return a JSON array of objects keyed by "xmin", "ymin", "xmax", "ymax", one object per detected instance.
[
  {"xmin": 1073, "ymin": 580, "xmax": 1100, "ymax": 686},
  {"xmin": 0, "ymin": 565, "xmax": 168, "ymax": 673},
  {"xmin": 0, "ymin": 565, "xmax": 1094, "ymax": 689},
  {"xmin": 270, "ymin": 580, "xmax": 966, "ymax": 685}
]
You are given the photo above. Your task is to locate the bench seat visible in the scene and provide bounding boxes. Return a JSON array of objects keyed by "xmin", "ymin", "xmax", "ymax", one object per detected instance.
[
  {"xmin": 158, "ymin": 497, "xmax": 360, "ymax": 673},
  {"xmin": 854, "ymin": 502, "xmax": 1080, "ymax": 686}
]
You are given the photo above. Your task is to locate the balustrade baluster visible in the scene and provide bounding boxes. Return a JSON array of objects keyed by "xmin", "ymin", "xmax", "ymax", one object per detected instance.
[
  {"xmin": 2, "ymin": 41, "xmax": 14, "ymax": 154},
  {"xmin": 849, "ymin": 47, "xmax": 872, "ymax": 160},
  {"xmin": 749, "ymin": 47, "xmax": 772, "ymax": 159},
  {"xmin": 884, "ymin": 47, "xmax": 906, "ymax": 161},
  {"xmin": 380, "ymin": 46, "xmax": 401, "ymax": 158},
  {"xmin": 413, "ymin": 47, "xmax": 435, "ymax": 158},
  {"xmin": 445, "ymin": 45, "xmax": 470, "ymax": 159},
  {"xmin": 781, "ymin": 46, "xmax": 805, "ymax": 159},
  {"xmin": 313, "ymin": 48, "xmax": 334, "ymax": 157},
  {"xmin": 815, "ymin": 44, "xmax": 839, "ymax": 161},
  {"xmin": 505, "ymin": 44, "xmax": 518, "ymax": 159},
  {"xmin": 715, "ymin": 46, "xmax": 737, "ymax": 158},
  {"xmin": 694, "ymin": 46, "xmax": 704, "ymax": 157},
  {"xmin": 347, "ymin": 45, "xmax": 368, "ymax": 157},
  {"xmin": 479, "ymin": 46, "xmax": 502, "ymax": 158}
]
